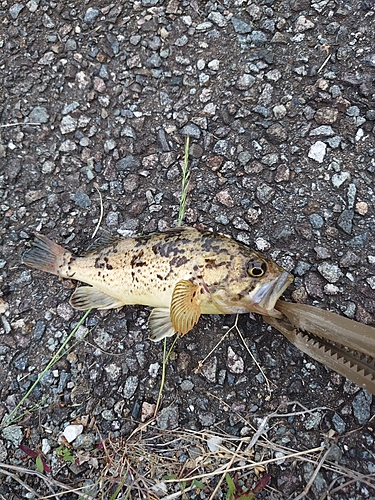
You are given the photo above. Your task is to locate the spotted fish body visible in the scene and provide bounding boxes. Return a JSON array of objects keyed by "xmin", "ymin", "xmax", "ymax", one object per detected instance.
[{"xmin": 22, "ymin": 227, "xmax": 293, "ymax": 341}]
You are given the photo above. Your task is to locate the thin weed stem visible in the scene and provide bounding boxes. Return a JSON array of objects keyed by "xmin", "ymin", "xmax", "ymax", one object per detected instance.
[
  {"xmin": 154, "ymin": 335, "xmax": 178, "ymax": 417},
  {"xmin": 177, "ymin": 136, "xmax": 190, "ymax": 226},
  {"xmin": 155, "ymin": 136, "xmax": 191, "ymax": 418}
]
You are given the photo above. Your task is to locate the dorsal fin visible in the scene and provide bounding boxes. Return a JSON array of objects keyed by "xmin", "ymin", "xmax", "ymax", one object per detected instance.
[{"xmin": 82, "ymin": 234, "xmax": 120, "ymax": 256}]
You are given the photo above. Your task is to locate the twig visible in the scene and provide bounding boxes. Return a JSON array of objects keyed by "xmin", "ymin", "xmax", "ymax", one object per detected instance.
[
  {"xmin": 194, "ymin": 323, "xmax": 233, "ymax": 374},
  {"xmin": 0, "ymin": 462, "xmax": 86, "ymax": 499},
  {"xmin": 326, "ymin": 477, "xmax": 375, "ymax": 498},
  {"xmin": 317, "ymin": 53, "xmax": 332, "ymax": 73},
  {"xmin": 161, "ymin": 485, "xmax": 196, "ymax": 499},
  {"xmin": 245, "ymin": 415, "xmax": 271, "ymax": 451},
  {"xmin": 293, "ymin": 444, "xmax": 335, "ymax": 500},
  {"xmin": 0, "ymin": 122, "xmax": 42, "ymax": 128},
  {"xmin": 0, "ymin": 467, "xmax": 42, "ymax": 498},
  {"xmin": 235, "ymin": 321, "xmax": 272, "ymax": 396}
]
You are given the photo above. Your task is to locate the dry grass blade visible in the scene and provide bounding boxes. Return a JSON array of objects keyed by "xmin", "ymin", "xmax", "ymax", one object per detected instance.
[
  {"xmin": 0, "ymin": 122, "xmax": 42, "ymax": 127},
  {"xmin": 1, "ymin": 419, "xmax": 374, "ymax": 498},
  {"xmin": 91, "ymin": 182, "xmax": 104, "ymax": 239},
  {"xmin": 208, "ymin": 441, "xmax": 243, "ymax": 499},
  {"xmin": 235, "ymin": 318, "xmax": 272, "ymax": 396},
  {"xmin": 177, "ymin": 135, "xmax": 190, "ymax": 226}
]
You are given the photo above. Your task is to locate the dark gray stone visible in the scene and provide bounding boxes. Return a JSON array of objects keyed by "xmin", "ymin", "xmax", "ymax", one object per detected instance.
[
  {"xmin": 181, "ymin": 123, "xmax": 201, "ymax": 139},
  {"xmin": 332, "ymin": 413, "xmax": 346, "ymax": 434},
  {"xmin": 337, "ymin": 209, "xmax": 354, "ymax": 234},
  {"xmin": 231, "ymin": 17, "xmax": 253, "ymax": 34},
  {"xmin": 72, "ymin": 433, "xmax": 96, "ymax": 450},
  {"xmin": 250, "ymin": 31, "xmax": 268, "ymax": 46},
  {"xmin": 33, "ymin": 320, "xmax": 46, "ymax": 340},
  {"xmin": 84, "ymin": 8, "xmax": 100, "ymax": 23},
  {"xmin": 156, "ymin": 406, "xmax": 179, "ymax": 430},
  {"xmin": 117, "ymin": 156, "xmax": 140, "ymax": 170},
  {"xmin": 73, "ymin": 192, "xmax": 91, "ymax": 208},
  {"xmin": 346, "ymin": 232, "xmax": 368, "ymax": 248},
  {"xmin": 9, "ymin": 3, "xmax": 24, "ymax": 19},
  {"xmin": 309, "ymin": 213, "xmax": 324, "ymax": 229},
  {"xmin": 14, "ymin": 357, "xmax": 28, "ymax": 370},
  {"xmin": 352, "ymin": 390, "xmax": 372, "ymax": 425},
  {"xmin": 29, "ymin": 106, "xmax": 49, "ymax": 123}
]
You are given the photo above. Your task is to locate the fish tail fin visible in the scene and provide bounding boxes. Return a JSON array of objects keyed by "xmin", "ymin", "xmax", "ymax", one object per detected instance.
[{"xmin": 22, "ymin": 234, "xmax": 71, "ymax": 276}]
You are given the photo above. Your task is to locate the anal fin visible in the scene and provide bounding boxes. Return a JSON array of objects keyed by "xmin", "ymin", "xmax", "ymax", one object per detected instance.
[
  {"xmin": 148, "ymin": 308, "xmax": 176, "ymax": 342},
  {"xmin": 70, "ymin": 287, "xmax": 124, "ymax": 310}
]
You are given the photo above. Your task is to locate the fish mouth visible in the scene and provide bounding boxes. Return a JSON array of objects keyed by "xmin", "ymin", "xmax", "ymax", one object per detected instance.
[{"xmin": 248, "ymin": 271, "xmax": 293, "ymax": 318}]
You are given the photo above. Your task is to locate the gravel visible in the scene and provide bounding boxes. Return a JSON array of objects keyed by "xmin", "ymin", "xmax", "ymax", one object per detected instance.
[{"xmin": 1, "ymin": 0, "xmax": 375, "ymax": 498}]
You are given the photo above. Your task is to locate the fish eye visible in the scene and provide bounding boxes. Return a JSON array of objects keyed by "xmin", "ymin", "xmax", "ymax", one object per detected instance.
[{"xmin": 247, "ymin": 261, "xmax": 267, "ymax": 278}]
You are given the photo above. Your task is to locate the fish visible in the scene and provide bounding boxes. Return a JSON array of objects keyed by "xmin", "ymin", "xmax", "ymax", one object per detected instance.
[{"xmin": 21, "ymin": 227, "xmax": 293, "ymax": 341}]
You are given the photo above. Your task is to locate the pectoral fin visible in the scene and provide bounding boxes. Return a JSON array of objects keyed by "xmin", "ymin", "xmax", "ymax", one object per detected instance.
[
  {"xmin": 170, "ymin": 280, "xmax": 201, "ymax": 335},
  {"xmin": 70, "ymin": 287, "xmax": 124, "ymax": 310},
  {"xmin": 148, "ymin": 308, "xmax": 176, "ymax": 341}
]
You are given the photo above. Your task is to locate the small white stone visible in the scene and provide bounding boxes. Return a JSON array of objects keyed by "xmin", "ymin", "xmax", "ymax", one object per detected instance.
[
  {"xmin": 197, "ymin": 59, "xmax": 205, "ymax": 70},
  {"xmin": 227, "ymin": 347, "xmax": 244, "ymax": 374},
  {"xmin": 355, "ymin": 128, "xmax": 364, "ymax": 141},
  {"xmin": 295, "ymin": 15, "xmax": 315, "ymax": 32},
  {"xmin": 318, "ymin": 262, "xmax": 343, "ymax": 283},
  {"xmin": 60, "ymin": 115, "xmax": 77, "ymax": 134},
  {"xmin": 236, "ymin": 74, "xmax": 255, "ymax": 90},
  {"xmin": 275, "ymin": 451, "xmax": 286, "ymax": 465},
  {"xmin": 255, "ymin": 237, "xmax": 270, "ymax": 252},
  {"xmin": 182, "ymin": 16, "xmax": 192, "ymax": 26},
  {"xmin": 203, "ymin": 103, "xmax": 216, "ymax": 115},
  {"xmin": 273, "ymin": 104, "xmax": 286, "ymax": 119},
  {"xmin": 308, "ymin": 141, "xmax": 327, "ymax": 163},
  {"xmin": 208, "ymin": 59, "xmax": 220, "ymax": 71},
  {"xmin": 61, "ymin": 424, "xmax": 83, "ymax": 444},
  {"xmin": 266, "ymin": 69, "xmax": 281, "ymax": 81},
  {"xmin": 148, "ymin": 363, "xmax": 160, "ymax": 378},
  {"xmin": 27, "ymin": 0, "xmax": 38, "ymax": 12},
  {"xmin": 141, "ymin": 402, "xmax": 156, "ymax": 422},
  {"xmin": 0, "ymin": 299, "xmax": 8, "ymax": 314},
  {"xmin": 331, "ymin": 171, "xmax": 350, "ymax": 188},
  {"xmin": 207, "ymin": 436, "xmax": 223, "ymax": 452},
  {"xmin": 366, "ymin": 277, "xmax": 375, "ymax": 290},
  {"xmin": 42, "ymin": 439, "xmax": 51, "ymax": 454},
  {"xmin": 324, "ymin": 284, "xmax": 340, "ymax": 295}
]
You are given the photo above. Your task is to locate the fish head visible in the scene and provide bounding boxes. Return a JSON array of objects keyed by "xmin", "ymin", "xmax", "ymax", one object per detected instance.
[
  {"xmin": 210, "ymin": 254, "xmax": 293, "ymax": 318},
  {"xmin": 243, "ymin": 258, "xmax": 294, "ymax": 318}
]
